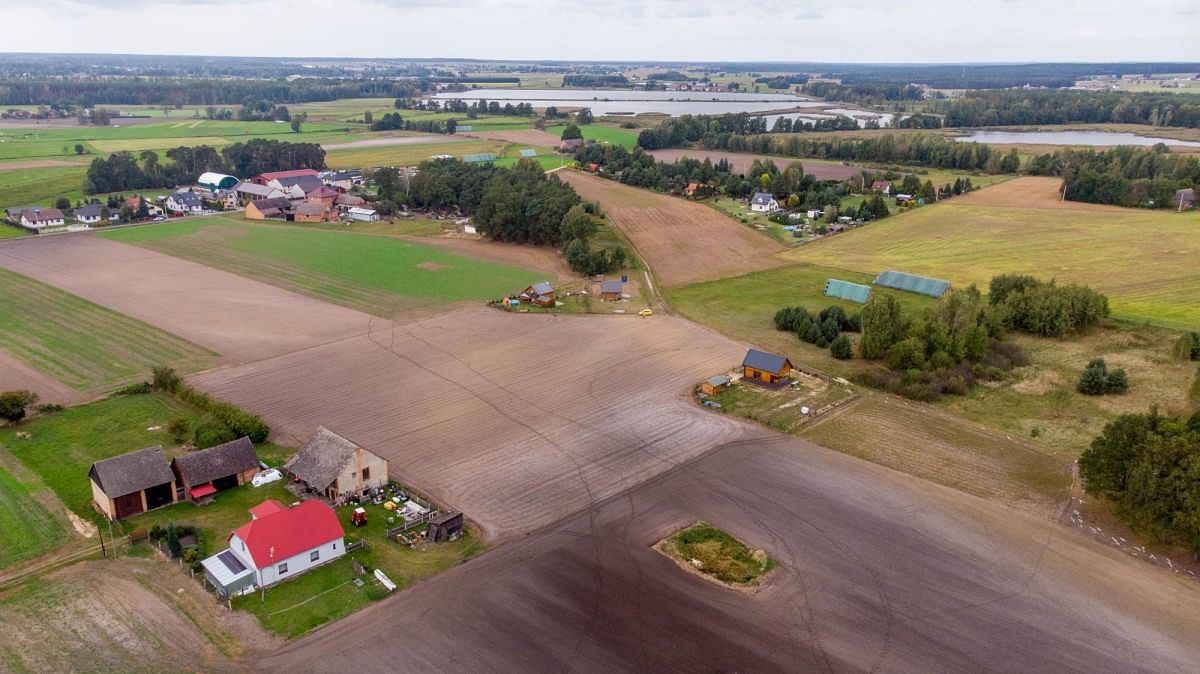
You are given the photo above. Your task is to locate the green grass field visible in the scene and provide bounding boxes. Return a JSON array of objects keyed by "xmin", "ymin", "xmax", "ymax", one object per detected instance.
[
  {"xmin": 324, "ymin": 139, "xmax": 503, "ymax": 170},
  {"xmin": 0, "ymin": 165, "xmax": 88, "ymax": 207},
  {"xmin": 0, "ymin": 267, "xmax": 217, "ymax": 392},
  {"xmin": 0, "ymin": 393, "xmax": 214, "ymax": 518},
  {"xmin": 0, "ymin": 452, "xmax": 69, "ymax": 569},
  {"xmin": 787, "ymin": 189, "xmax": 1200, "ymax": 329},
  {"xmin": 102, "ymin": 217, "xmax": 544, "ymax": 317},
  {"xmin": 546, "ymin": 124, "xmax": 639, "ymax": 149}
]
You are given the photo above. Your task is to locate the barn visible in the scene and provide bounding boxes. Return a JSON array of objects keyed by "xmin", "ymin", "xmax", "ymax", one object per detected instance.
[
  {"xmin": 172, "ymin": 437, "xmax": 261, "ymax": 502},
  {"xmin": 89, "ymin": 446, "xmax": 177, "ymax": 520},
  {"xmin": 197, "ymin": 172, "xmax": 239, "ymax": 193},
  {"xmin": 873, "ymin": 270, "xmax": 951, "ymax": 298},
  {"xmin": 741, "ymin": 349, "xmax": 793, "ymax": 386}
]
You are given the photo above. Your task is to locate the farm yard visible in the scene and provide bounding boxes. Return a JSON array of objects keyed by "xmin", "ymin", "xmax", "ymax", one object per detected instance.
[
  {"xmin": 559, "ymin": 170, "xmax": 787, "ymax": 286},
  {"xmin": 790, "ymin": 177, "xmax": 1200, "ymax": 328},
  {"xmin": 102, "ymin": 218, "xmax": 545, "ymax": 318}
]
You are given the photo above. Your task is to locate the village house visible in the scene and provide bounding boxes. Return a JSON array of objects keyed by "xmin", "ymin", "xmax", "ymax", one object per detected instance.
[
  {"xmin": 165, "ymin": 190, "xmax": 204, "ymax": 215},
  {"xmin": 200, "ymin": 499, "xmax": 346, "ymax": 596},
  {"xmin": 600, "ymin": 279, "xmax": 624, "ymax": 300},
  {"xmin": 741, "ymin": 349, "xmax": 793, "ymax": 386},
  {"xmin": 171, "ymin": 437, "xmax": 261, "ymax": 502},
  {"xmin": 522, "ymin": 281, "xmax": 556, "ymax": 307},
  {"xmin": 288, "ymin": 201, "xmax": 334, "ymax": 223},
  {"xmin": 321, "ymin": 170, "xmax": 359, "ymax": 191},
  {"xmin": 268, "ymin": 174, "xmax": 323, "ymax": 199},
  {"xmin": 750, "ymin": 192, "xmax": 779, "ymax": 212},
  {"xmin": 19, "ymin": 207, "xmax": 65, "ymax": 229},
  {"xmin": 89, "ymin": 446, "xmax": 178, "ymax": 520},
  {"xmin": 211, "ymin": 189, "xmax": 239, "ymax": 211},
  {"xmin": 126, "ymin": 196, "xmax": 164, "ymax": 217},
  {"xmin": 245, "ymin": 196, "xmax": 292, "ymax": 220},
  {"xmin": 73, "ymin": 202, "xmax": 105, "ymax": 224},
  {"xmin": 305, "ymin": 185, "xmax": 340, "ymax": 209},
  {"xmin": 4, "ymin": 206, "xmax": 34, "ymax": 223},
  {"xmin": 284, "ymin": 427, "xmax": 389, "ymax": 501},
  {"xmin": 252, "ymin": 168, "xmax": 319, "ymax": 187},
  {"xmin": 234, "ymin": 181, "xmax": 284, "ymax": 204},
  {"xmin": 871, "ymin": 180, "xmax": 892, "ymax": 195}
]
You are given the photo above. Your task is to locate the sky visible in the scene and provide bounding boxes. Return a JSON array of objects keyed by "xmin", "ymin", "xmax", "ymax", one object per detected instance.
[{"xmin": 1, "ymin": 0, "xmax": 1198, "ymax": 63}]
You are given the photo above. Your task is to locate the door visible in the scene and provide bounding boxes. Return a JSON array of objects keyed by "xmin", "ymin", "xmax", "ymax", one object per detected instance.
[{"xmin": 113, "ymin": 492, "xmax": 144, "ymax": 519}]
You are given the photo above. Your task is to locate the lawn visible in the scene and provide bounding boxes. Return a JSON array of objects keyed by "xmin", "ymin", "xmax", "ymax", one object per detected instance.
[
  {"xmin": 0, "ymin": 267, "xmax": 217, "ymax": 392},
  {"xmin": 0, "ymin": 451, "xmax": 69, "ymax": 570},
  {"xmin": 102, "ymin": 217, "xmax": 545, "ymax": 317},
  {"xmin": 659, "ymin": 522, "xmax": 774, "ymax": 586},
  {"xmin": 547, "ymin": 124, "xmax": 639, "ymax": 149},
  {"xmin": 0, "ymin": 223, "xmax": 27, "ymax": 239},
  {"xmin": 0, "ymin": 164, "xmax": 88, "ymax": 207},
  {"xmin": 0, "ymin": 392, "xmax": 214, "ymax": 518},
  {"xmin": 788, "ymin": 181, "xmax": 1200, "ymax": 329},
  {"xmin": 323, "ymin": 139, "xmax": 505, "ymax": 170}
]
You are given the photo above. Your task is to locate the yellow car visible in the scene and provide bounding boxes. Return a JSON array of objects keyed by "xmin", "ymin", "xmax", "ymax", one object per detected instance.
[{"xmin": 638, "ymin": 309, "xmax": 653, "ymax": 317}]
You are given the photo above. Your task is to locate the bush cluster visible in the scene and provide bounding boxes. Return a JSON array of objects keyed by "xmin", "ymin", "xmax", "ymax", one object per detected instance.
[
  {"xmin": 1173, "ymin": 331, "xmax": 1200, "ymax": 361},
  {"xmin": 773, "ymin": 305, "xmax": 860, "ymax": 350},
  {"xmin": 1077, "ymin": 358, "xmax": 1130, "ymax": 395},
  {"xmin": 989, "ymin": 274, "xmax": 1109, "ymax": 337},
  {"xmin": 0, "ymin": 390, "xmax": 39, "ymax": 423},
  {"xmin": 151, "ymin": 366, "xmax": 269, "ymax": 443}
]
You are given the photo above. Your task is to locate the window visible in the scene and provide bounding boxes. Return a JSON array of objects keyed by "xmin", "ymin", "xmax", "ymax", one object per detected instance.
[
  {"xmin": 310, "ymin": 550, "xmax": 320, "ymax": 562},
  {"xmin": 361, "ymin": 467, "xmax": 370, "ymax": 481},
  {"xmin": 278, "ymin": 563, "xmax": 288, "ymax": 575}
]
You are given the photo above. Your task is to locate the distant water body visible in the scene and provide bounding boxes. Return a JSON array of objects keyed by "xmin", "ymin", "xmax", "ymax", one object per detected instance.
[{"xmin": 954, "ymin": 130, "xmax": 1200, "ymax": 148}]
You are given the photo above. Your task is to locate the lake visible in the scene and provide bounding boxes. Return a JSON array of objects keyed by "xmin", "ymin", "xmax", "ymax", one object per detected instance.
[
  {"xmin": 954, "ymin": 130, "xmax": 1200, "ymax": 148},
  {"xmin": 432, "ymin": 88, "xmax": 830, "ymax": 117}
]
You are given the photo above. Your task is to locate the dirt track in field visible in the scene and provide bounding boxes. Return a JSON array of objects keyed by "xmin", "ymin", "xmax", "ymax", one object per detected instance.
[
  {"xmin": 459, "ymin": 129, "xmax": 560, "ymax": 146},
  {"xmin": 649, "ymin": 148, "xmax": 876, "ymax": 182},
  {"xmin": 321, "ymin": 134, "xmax": 467, "ymax": 151},
  {"xmin": 0, "ymin": 350, "xmax": 88, "ymax": 405},
  {"xmin": 0, "ymin": 159, "xmax": 85, "ymax": 171},
  {"xmin": 191, "ymin": 307, "xmax": 748, "ymax": 539},
  {"xmin": 953, "ymin": 175, "xmax": 1131, "ymax": 211},
  {"xmin": 0, "ymin": 234, "xmax": 373, "ymax": 363},
  {"xmin": 559, "ymin": 171, "xmax": 786, "ymax": 287},
  {"xmin": 265, "ymin": 431, "xmax": 1200, "ymax": 673}
]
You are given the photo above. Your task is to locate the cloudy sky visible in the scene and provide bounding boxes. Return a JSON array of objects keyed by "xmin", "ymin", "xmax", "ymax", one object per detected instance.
[{"xmin": 2, "ymin": 0, "xmax": 1198, "ymax": 62}]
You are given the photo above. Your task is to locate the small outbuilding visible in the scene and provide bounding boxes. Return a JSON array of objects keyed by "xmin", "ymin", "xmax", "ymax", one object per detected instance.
[
  {"xmin": 246, "ymin": 197, "xmax": 291, "ymax": 220},
  {"xmin": 288, "ymin": 202, "xmax": 334, "ymax": 222},
  {"xmin": 89, "ymin": 446, "xmax": 178, "ymax": 520},
  {"xmin": 346, "ymin": 206, "xmax": 379, "ymax": 222},
  {"xmin": 522, "ymin": 281, "xmax": 556, "ymax": 307},
  {"xmin": 426, "ymin": 511, "xmax": 464, "ymax": 542},
  {"xmin": 741, "ymin": 349, "xmax": 793, "ymax": 385},
  {"xmin": 599, "ymin": 280, "xmax": 624, "ymax": 300},
  {"xmin": 701, "ymin": 375, "xmax": 731, "ymax": 395},
  {"xmin": 285, "ymin": 427, "xmax": 389, "ymax": 501},
  {"xmin": 172, "ymin": 437, "xmax": 261, "ymax": 502},
  {"xmin": 1173, "ymin": 188, "xmax": 1195, "ymax": 210}
]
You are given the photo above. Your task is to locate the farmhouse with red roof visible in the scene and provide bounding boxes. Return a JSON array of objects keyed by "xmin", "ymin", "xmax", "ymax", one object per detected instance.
[{"xmin": 200, "ymin": 499, "xmax": 346, "ymax": 595}]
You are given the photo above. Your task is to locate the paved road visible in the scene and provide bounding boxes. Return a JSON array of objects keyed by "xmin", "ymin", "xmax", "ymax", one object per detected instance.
[{"xmin": 264, "ymin": 429, "xmax": 1200, "ymax": 673}]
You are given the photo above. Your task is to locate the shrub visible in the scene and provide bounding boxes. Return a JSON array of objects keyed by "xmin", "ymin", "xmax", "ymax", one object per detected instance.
[
  {"xmin": 773, "ymin": 306, "xmax": 811, "ymax": 332},
  {"xmin": 988, "ymin": 273, "xmax": 1041, "ymax": 306},
  {"xmin": 0, "ymin": 390, "xmax": 39, "ymax": 423},
  {"xmin": 830, "ymin": 335, "xmax": 853, "ymax": 359},
  {"xmin": 115, "ymin": 381, "xmax": 152, "ymax": 396},
  {"xmin": 35, "ymin": 403, "xmax": 65, "ymax": 415},
  {"xmin": 1105, "ymin": 368, "xmax": 1129, "ymax": 394},
  {"xmin": 859, "ymin": 294, "xmax": 905, "ymax": 358},
  {"xmin": 888, "ymin": 338, "xmax": 927, "ymax": 371},
  {"xmin": 194, "ymin": 422, "xmax": 236, "ymax": 449},
  {"xmin": 1173, "ymin": 331, "xmax": 1200, "ymax": 361},
  {"xmin": 167, "ymin": 417, "xmax": 190, "ymax": 443},
  {"xmin": 1191, "ymin": 366, "xmax": 1200, "ymax": 403},
  {"xmin": 1000, "ymin": 281, "xmax": 1109, "ymax": 337},
  {"xmin": 152, "ymin": 366, "xmax": 181, "ymax": 393},
  {"xmin": 1078, "ymin": 359, "xmax": 1109, "ymax": 395}
]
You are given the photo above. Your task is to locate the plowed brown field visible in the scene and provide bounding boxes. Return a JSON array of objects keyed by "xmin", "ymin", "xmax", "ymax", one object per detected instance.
[
  {"xmin": 559, "ymin": 171, "xmax": 785, "ymax": 287},
  {"xmin": 191, "ymin": 307, "xmax": 749, "ymax": 540},
  {"xmin": 650, "ymin": 148, "xmax": 869, "ymax": 182}
]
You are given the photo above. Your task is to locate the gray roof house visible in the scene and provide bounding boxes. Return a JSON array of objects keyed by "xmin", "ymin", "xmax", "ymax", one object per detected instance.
[
  {"xmin": 741, "ymin": 349, "xmax": 793, "ymax": 383},
  {"xmin": 750, "ymin": 192, "xmax": 779, "ymax": 211},
  {"xmin": 74, "ymin": 202, "xmax": 105, "ymax": 222},
  {"xmin": 284, "ymin": 427, "xmax": 389, "ymax": 500},
  {"xmin": 89, "ymin": 446, "xmax": 178, "ymax": 520},
  {"xmin": 172, "ymin": 437, "xmax": 260, "ymax": 500},
  {"xmin": 166, "ymin": 190, "xmax": 203, "ymax": 213}
]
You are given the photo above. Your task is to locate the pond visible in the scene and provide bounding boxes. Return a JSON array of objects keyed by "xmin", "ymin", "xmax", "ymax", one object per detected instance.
[{"xmin": 953, "ymin": 130, "xmax": 1200, "ymax": 148}]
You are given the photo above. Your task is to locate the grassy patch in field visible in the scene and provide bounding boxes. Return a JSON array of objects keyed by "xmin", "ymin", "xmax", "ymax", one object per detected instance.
[
  {"xmin": 0, "ymin": 267, "xmax": 217, "ymax": 392},
  {"xmin": 0, "ymin": 223, "xmax": 27, "ymax": 239},
  {"xmin": 324, "ymin": 139, "xmax": 505, "ymax": 169},
  {"xmin": 546, "ymin": 124, "xmax": 639, "ymax": 149},
  {"xmin": 701, "ymin": 376, "xmax": 855, "ymax": 434},
  {"xmin": 659, "ymin": 522, "xmax": 774, "ymax": 586},
  {"xmin": 0, "ymin": 392, "xmax": 214, "ymax": 518},
  {"xmin": 102, "ymin": 217, "xmax": 544, "ymax": 317},
  {"xmin": 787, "ymin": 185, "xmax": 1200, "ymax": 329},
  {"xmin": 0, "ymin": 164, "xmax": 88, "ymax": 207},
  {"xmin": 0, "ymin": 452, "xmax": 69, "ymax": 570}
]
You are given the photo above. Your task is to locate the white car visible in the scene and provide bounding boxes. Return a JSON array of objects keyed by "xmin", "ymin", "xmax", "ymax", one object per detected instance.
[{"xmin": 251, "ymin": 468, "xmax": 283, "ymax": 487}]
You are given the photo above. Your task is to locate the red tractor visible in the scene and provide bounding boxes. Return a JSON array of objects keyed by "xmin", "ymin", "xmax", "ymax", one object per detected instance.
[{"xmin": 351, "ymin": 507, "xmax": 368, "ymax": 527}]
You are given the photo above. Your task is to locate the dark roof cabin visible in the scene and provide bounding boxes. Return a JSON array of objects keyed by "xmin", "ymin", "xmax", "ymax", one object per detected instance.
[
  {"xmin": 172, "ymin": 437, "xmax": 260, "ymax": 501},
  {"xmin": 427, "ymin": 511, "xmax": 464, "ymax": 542},
  {"xmin": 90, "ymin": 446, "xmax": 177, "ymax": 520},
  {"xmin": 522, "ymin": 281, "xmax": 556, "ymax": 307},
  {"xmin": 600, "ymin": 280, "xmax": 624, "ymax": 300},
  {"xmin": 741, "ymin": 349, "xmax": 793, "ymax": 385}
]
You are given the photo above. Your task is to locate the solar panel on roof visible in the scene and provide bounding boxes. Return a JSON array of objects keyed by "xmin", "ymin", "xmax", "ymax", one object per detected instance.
[
  {"xmin": 218, "ymin": 550, "xmax": 246, "ymax": 574},
  {"xmin": 824, "ymin": 279, "xmax": 872, "ymax": 304},
  {"xmin": 873, "ymin": 270, "xmax": 950, "ymax": 298}
]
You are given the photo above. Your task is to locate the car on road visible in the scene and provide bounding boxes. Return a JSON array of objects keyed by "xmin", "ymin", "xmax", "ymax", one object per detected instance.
[
  {"xmin": 252, "ymin": 468, "xmax": 283, "ymax": 487},
  {"xmin": 639, "ymin": 309, "xmax": 653, "ymax": 317}
]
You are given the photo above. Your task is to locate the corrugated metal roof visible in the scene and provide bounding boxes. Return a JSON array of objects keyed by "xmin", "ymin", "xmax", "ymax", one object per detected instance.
[
  {"xmin": 824, "ymin": 279, "xmax": 872, "ymax": 304},
  {"xmin": 518, "ymin": 149, "xmax": 538, "ymax": 157},
  {"xmin": 462, "ymin": 153, "xmax": 497, "ymax": 163},
  {"xmin": 873, "ymin": 270, "xmax": 950, "ymax": 298}
]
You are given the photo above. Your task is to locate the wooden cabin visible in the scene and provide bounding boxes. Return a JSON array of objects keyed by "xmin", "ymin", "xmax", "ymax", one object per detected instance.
[
  {"xmin": 600, "ymin": 280, "xmax": 624, "ymax": 301},
  {"xmin": 741, "ymin": 349, "xmax": 793, "ymax": 385},
  {"xmin": 701, "ymin": 375, "xmax": 731, "ymax": 396}
]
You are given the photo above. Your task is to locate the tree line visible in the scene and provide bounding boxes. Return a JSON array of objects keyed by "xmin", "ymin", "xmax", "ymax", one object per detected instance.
[
  {"xmin": 0, "ymin": 77, "xmax": 425, "ymax": 107},
  {"xmin": 936, "ymin": 89, "xmax": 1200, "ymax": 129},
  {"xmin": 1027, "ymin": 146, "xmax": 1200, "ymax": 208},
  {"xmin": 82, "ymin": 139, "xmax": 325, "ymax": 194}
]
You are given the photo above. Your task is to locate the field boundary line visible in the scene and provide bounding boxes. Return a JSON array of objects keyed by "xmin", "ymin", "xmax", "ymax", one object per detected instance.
[{"xmin": 0, "ymin": 535, "xmax": 129, "ymax": 589}]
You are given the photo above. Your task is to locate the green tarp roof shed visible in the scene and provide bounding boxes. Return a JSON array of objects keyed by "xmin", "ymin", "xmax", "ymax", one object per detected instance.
[
  {"xmin": 873, "ymin": 270, "xmax": 950, "ymax": 298},
  {"xmin": 463, "ymin": 153, "xmax": 497, "ymax": 163},
  {"xmin": 824, "ymin": 279, "xmax": 872, "ymax": 304},
  {"xmin": 518, "ymin": 149, "xmax": 538, "ymax": 157}
]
